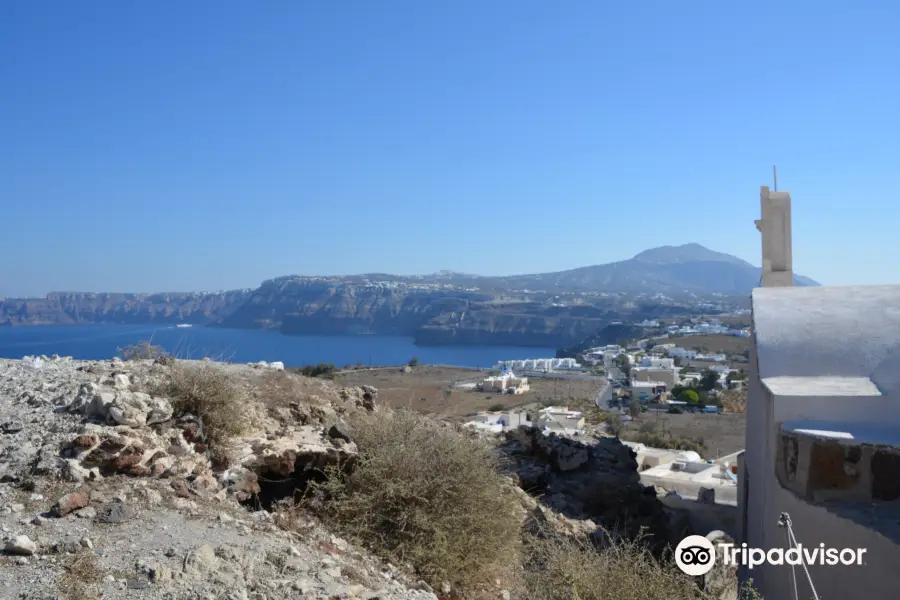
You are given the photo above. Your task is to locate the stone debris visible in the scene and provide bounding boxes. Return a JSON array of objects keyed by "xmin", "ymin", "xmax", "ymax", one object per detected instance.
[
  {"xmin": 502, "ymin": 425, "xmax": 674, "ymax": 551},
  {"xmin": 0, "ymin": 353, "xmax": 719, "ymax": 600},
  {"xmin": 97, "ymin": 502, "xmax": 136, "ymax": 524},
  {"xmin": 0, "ymin": 355, "xmax": 444, "ymax": 600},
  {"xmin": 52, "ymin": 490, "xmax": 90, "ymax": 517},
  {"xmin": 4, "ymin": 534, "xmax": 37, "ymax": 555},
  {"xmin": 1, "ymin": 419, "xmax": 23, "ymax": 434}
]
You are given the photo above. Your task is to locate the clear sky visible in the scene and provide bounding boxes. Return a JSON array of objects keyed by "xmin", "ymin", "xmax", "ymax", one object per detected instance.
[{"xmin": 3, "ymin": 1, "xmax": 899, "ymax": 296}]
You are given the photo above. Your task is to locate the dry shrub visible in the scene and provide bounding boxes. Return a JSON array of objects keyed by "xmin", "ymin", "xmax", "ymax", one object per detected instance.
[
  {"xmin": 628, "ymin": 431, "xmax": 706, "ymax": 454},
  {"xmin": 156, "ymin": 364, "xmax": 249, "ymax": 447},
  {"xmin": 255, "ymin": 369, "xmax": 322, "ymax": 414},
  {"xmin": 308, "ymin": 409, "xmax": 520, "ymax": 591},
  {"xmin": 722, "ymin": 390, "xmax": 747, "ymax": 414},
  {"xmin": 59, "ymin": 552, "xmax": 105, "ymax": 600},
  {"xmin": 605, "ymin": 413, "xmax": 625, "ymax": 437},
  {"xmin": 118, "ymin": 339, "xmax": 167, "ymax": 361},
  {"xmin": 519, "ymin": 531, "xmax": 706, "ymax": 600}
]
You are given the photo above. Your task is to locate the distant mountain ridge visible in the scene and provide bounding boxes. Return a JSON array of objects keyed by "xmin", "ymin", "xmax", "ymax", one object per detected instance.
[
  {"xmin": 631, "ymin": 243, "xmax": 754, "ymax": 266},
  {"xmin": 261, "ymin": 244, "xmax": 817, "ymax": 294},
  {"xmin": 435, "ymin": 243, "xmax": 819, "ymax": 294},
  {"xmin": 1, "ymin": 244, "xmax": 818, "ymax": 349}
]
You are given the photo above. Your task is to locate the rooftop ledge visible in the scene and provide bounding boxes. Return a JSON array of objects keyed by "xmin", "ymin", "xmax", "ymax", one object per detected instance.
[
  {"xmin": 763, "ymin": 376, "xmax": 881, "ymax": 397},
  {"xmin": 777, "ymin": 422, "xmax": 900, "ymax": 504},
  {"xmin": 783, "ymin": 420, "xmax": 900, "ymax": 448}
]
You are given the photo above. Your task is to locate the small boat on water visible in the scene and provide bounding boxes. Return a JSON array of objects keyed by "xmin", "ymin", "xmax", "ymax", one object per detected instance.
[{"xmin": 176, "ymin": 323, "xmax": 193, "ymax": 328}]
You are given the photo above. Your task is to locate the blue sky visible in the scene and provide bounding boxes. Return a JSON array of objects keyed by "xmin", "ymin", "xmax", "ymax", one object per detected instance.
[{"xmin": 3, "ymin": 1, "xmax": 899, "ymax": 296}]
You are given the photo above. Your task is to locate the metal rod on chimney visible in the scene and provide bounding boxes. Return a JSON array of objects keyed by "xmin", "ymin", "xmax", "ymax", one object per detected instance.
[{"xmin": 773, "ymin": 165, "xmax": 777, "ymax": 191}]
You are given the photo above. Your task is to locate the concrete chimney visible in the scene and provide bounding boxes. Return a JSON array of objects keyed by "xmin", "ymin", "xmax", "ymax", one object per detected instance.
[{"xmin": 754, "ymin": 185, "xmax": 793, "ymax": 287}]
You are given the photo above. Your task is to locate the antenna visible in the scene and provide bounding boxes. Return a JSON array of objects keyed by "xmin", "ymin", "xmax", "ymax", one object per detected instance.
[{"xmin": 773, "ymin": 165, "xmax": 778, "ymax": 191}]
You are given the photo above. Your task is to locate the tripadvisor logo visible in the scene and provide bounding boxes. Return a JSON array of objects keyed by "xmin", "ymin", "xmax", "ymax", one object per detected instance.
[
  {"xmin": 674, "ymin": 535, "xmax": 868, "ymax": 577},
  {"xmin": 675, "ymin": 536, "xmax": 717, "ymax": 576}
]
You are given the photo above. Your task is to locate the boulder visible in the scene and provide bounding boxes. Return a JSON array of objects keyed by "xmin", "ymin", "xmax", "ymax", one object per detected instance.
[
  {"xmin": 60, "ymin": 458, "xmax": 102, "ymax": 483},
  {"xmin": 5, "ymin": 535, "xmax": 37, "ymax": 555},
  {"xmin": 97, "ymin": 502, "xmax": 136, "ymax": 524},
  {"xmin": 106, "ymin": 392, "xmax": 173, "ymax": 427},
  {"xmin": 338, "ymin": 386, "xmax": 378, "ymax": 411},
  {"xmin": 68, "ymin": 383, "xmax": 101, "ymax": 413},
  {"xmin": 1, "ymin": 420, "xmax": 24, "ymax": 434},
  {"xmin": 327, "ymin": 422, "xmax": 351, "ymax": 443},
  {"xmin": 52, "ymin": 490, "xmax": 91, "ymax": 517},
  {"xmin": 76, "ymin": 389, "xmax": 173, "ymax": 428},
  {"xmin": 85, "ymin": 391, "xmax": 116, "ymax": 421},
  {"xmin": 183, "ymin": 543, "xmax": 218, "ymax": 577}
]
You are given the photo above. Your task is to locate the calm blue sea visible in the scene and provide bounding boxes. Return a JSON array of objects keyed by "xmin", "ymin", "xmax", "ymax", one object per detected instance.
[{"xmin": 0, "ymin": 325, "xmax": 555, "ymax": 368}]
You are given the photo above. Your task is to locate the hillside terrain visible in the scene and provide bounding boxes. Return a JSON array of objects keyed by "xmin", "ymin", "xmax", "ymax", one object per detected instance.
[
  {"xmin": 556, "ymin": 323, "xmax": 649, "ymax": 358},
  {"xmin": 1, "ymin": 244, "xmax": 817, "ymax": 347},
  {"xmin": 0, "ymin": 354, "xmax": 736, "ymax": 600}
]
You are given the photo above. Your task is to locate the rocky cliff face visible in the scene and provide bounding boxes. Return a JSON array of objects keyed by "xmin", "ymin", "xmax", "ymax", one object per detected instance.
[
  {"xmin": 415, "ymin": 303, "xmax": 613, "ymax": 348},
  {"xmin": 217, "ymin": 279, "xmax": 618, "ymax": 348},
  {"xmin": 217, "ymin": 277, "xmax": 485, "ymax": 334},
  {"xmin": 0, "ymin": 291, "xmax": 252, "ymax": 326},
  {"xmin": 0, "ymin": 283, "xmax": 614, "ymax": 347}
]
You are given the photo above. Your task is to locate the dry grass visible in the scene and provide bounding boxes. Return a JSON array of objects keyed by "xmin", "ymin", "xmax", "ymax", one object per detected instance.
[
  {"xmin": 254, "ymin": 369, "xmax": 329, "ymax": 414},
  {"xmin": 519, "ymin": 531, "xmax": 706, "ymax": 600},
  {"xmin": 656, "ymin": 334, "xmax": 751, "ymax": 356},
  {"xmin": 335, "ymin": 366, "xmax": 600, "ymax": 421},
  {"xmin": 617, "ymin": 411, "xmax": 746, "ymax": 457},
  {"xmin": 722, "ymin": 389, "xmax": 748, "ymax": 414},
  {"xmin": 306, "ymin": 409, "xmax": 521, "ymax": 592},
  {"xmin": 155, "ymin": 364, "xmax": 249, "ymax": 448},
  {"xmin": 118, "ymin": 339, "xmax": 167, "ymax": 361},
  {"xmin": 59, "ymin": 552, "xmax": 105, "ymax": 600}
]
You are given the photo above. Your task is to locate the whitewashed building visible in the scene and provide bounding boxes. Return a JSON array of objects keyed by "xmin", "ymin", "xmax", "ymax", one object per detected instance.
[
  {"xmin": 667, "ymin": 347, "xmax": 698, "ymax": 360},
  {"xmin": 639, "ymin": 356, "xmax": 675, "ymax": 369},
  {"xmin": 494, "ymin": 358, "xmax": 581, "ymax": 371},
  {"xmin": 739, "ymin": 185, "xmax": 900, "ymax": 599},
  {"xmin": 482, "ymin": 368, "xmax": 530, "ymax": 394}
]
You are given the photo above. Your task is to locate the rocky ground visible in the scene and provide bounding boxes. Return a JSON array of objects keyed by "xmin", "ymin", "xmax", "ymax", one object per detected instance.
[
  {"xmin": 0, "ymin": 355, "xmax": 735, "ymax": 600},
  {"xmin": 0, "ymin": 356, "xmax": 441, "ymax": 600},
  {"xmin": 499, "ymin": 426, "xmax": 676, "ymax": 552}
]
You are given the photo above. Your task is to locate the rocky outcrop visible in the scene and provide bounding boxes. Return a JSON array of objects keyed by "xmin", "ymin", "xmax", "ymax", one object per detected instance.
[
  {"xmin": 217, "ymin": 278, "xmax": 480, "ymax": 334},
  {"xmin": 501, "ymin": 426, "xmax": 674, "ymax": 552},
  {"xmin": 0, "ymin": 356, "xmax": 443, "ymax": 600}
]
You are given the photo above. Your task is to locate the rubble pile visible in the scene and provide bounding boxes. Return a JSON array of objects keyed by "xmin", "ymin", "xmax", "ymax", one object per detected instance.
[
  {"xmin": 501, "ymin": 425, "xmax": 674, "ymax": 551},
  {"xmin": 0, "ymin": 355, "xmax": 441, "ymax": 600}
]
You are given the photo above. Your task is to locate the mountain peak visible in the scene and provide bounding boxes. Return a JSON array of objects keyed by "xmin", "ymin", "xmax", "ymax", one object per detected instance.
[{"xmin": 631, "ymin": 243, "xmax": 753, "ymax": 267}]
